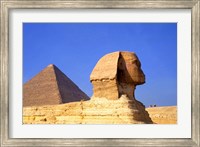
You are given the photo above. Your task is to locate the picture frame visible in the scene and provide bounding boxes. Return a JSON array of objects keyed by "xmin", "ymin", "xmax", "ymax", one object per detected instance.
[{"xmin": 0, "ymin": 0, "xmax": 199, "ymax": 146}]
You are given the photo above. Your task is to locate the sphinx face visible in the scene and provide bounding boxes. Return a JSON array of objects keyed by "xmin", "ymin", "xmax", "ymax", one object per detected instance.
[{"xmin": 118, "ymin": 52, "xmax": 145, "ymax": 85}]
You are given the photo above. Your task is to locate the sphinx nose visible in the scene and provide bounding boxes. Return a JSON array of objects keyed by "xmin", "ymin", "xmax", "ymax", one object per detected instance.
[
  {"xmin": 140, "ymin": 70, "xmax": 145, "ymax": 80},
  {"xmin": 140, "ymin": 69, "xmax": 145, "ymax": 76}
]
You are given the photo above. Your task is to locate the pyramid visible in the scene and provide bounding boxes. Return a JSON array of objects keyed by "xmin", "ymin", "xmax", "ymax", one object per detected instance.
[{"xmin": 23, "ymin": 64, "xmax": 90, "ymax": 107}]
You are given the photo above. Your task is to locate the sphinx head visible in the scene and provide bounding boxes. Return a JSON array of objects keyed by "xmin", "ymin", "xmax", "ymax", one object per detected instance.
[{"xmin": 90, "ymin": 51, "xmax": 145, "ymax": 99}]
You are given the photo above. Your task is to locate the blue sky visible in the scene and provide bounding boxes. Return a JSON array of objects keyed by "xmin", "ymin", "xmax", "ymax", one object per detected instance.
[{"xmin": 23, "ymin": 23, "xmax": 177, "ymax": 107}]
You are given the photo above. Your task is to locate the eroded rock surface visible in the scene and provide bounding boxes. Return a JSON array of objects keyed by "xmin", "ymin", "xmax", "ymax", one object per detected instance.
[
  {"xmin": 23, "ymin": 95, "xmax": 152, "ymax": 124},
  {"xmin": 23, "ymin": 101, "xmax": 177, "ymax": 124}
]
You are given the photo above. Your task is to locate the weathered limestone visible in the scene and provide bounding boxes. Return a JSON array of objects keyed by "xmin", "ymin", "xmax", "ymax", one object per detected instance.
[
  {"xmin": 23, "ymin": 64, "xmax": 89, "ymax": 107},
  {"xmin": 23, "ymin": 103, "xmax": 176, "ymax": 124},
  {"xmin": 23, "ymin": 95, "xmax": 153, "ymax": 124},
  {"xmin": 90, "ymin": 52, "xmax": 119, "ymax": 99}
]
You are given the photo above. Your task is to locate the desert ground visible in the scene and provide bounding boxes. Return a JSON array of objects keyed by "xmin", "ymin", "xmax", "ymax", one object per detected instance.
[{"xmin": 146, "ymin": 106, "xmax": 177, "ymax": 124}]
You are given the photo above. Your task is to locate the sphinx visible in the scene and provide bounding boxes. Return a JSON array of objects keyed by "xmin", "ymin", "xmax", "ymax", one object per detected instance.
[{"xmin": 89, "ymin": 51, "xmax": 152, "ymax": 124}]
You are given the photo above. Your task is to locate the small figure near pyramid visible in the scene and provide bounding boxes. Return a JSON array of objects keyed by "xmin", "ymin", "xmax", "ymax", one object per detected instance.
[{"xmin": 23, "ymin": 64, "xmax": 89, "ymax": 107}]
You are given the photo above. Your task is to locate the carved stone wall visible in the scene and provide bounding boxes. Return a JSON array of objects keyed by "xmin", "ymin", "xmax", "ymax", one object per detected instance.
[{"xmin": 23, "ymin": 95, "xmax": 153, "ymax": 124}]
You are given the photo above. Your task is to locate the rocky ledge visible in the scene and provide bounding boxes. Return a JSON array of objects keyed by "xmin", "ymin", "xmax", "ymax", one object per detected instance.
[{"xmin": 23, "ymin": 95, "xmax": 152, "ymax": 124}]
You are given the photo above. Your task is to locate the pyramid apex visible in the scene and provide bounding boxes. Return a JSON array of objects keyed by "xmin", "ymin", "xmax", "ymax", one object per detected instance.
[{"xmin": 48, "ymin": 64, "xmax": 55, "ymax": 67}]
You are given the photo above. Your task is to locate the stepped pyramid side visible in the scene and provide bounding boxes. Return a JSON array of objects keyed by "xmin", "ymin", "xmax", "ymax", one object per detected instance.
[
  {"xmin": 54, "ymin": 65, "xmax": 89, "ymax": 103},
  {"xmin": 23, "ymin": 64, "xmax": 89, "ymax": 107}
]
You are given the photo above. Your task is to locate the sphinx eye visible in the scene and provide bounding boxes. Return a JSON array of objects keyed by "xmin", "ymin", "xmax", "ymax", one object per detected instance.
[
  {"xmin": 131, "ymin": 60, "xmax": 141, "ymax": 67},
  {"xmin": 131, "ymin": 60, "xmax": 137, "ymax": 64}
]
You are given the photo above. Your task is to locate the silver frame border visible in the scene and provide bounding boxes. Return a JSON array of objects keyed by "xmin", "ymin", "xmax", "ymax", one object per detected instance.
[{"xmin": 0, "ymin": 0, "xmax": 199, "ymax": 146}]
